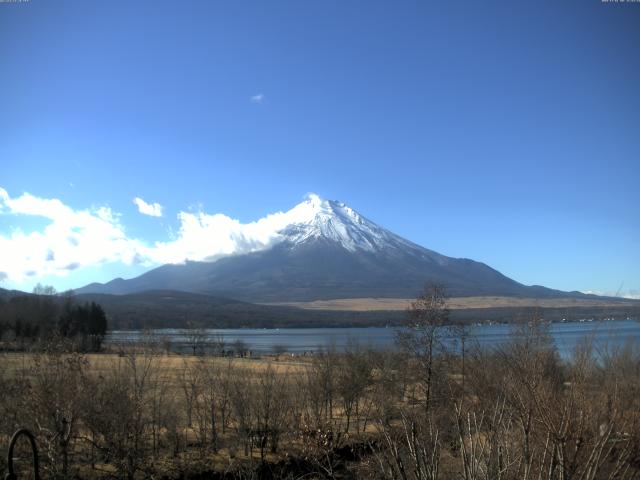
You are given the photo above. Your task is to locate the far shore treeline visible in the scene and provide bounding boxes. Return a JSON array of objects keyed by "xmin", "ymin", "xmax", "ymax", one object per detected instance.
[
  {"xmin": 0, "ymin": 284, "xmax": 107, "ymax": 351},
  {"xmin": 1, "ymin": 285, "xmax": 640, "ymax": 332}
]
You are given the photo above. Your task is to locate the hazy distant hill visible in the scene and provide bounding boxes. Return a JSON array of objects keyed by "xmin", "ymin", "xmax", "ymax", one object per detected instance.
[
  {"xmin": 77, "ymin": 196, "xmax": 591, "ymax": 302},
  {"xmin": 62, "ymin": 290, "xmax": 640, "ymax": 329},
  {"xmin": 0, "ymin": 287, "xmax": 30, "ymax": 302},
  {"xmin": 2, "ymin": 287, "xmax": 373, "ymax": 329},
  {"xmin": 2, "ymin": 287, "xmax": 637, "ymax": 330},
  {"xmin": 74, "ymin": 290, "xmax": 400, "ymax": 329}
]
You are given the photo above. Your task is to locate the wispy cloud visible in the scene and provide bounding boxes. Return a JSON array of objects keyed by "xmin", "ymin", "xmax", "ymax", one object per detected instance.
[
  {"xmin": 133, "ymin": 197, "xmax": 163, "ymax": 217},
  {"xmin": 250, "ymin": 93, "xmax": 265, "ymax": 104},
  {"xmin": 0, "ymin": 188, "xmax": 322, "ymax": 286}
]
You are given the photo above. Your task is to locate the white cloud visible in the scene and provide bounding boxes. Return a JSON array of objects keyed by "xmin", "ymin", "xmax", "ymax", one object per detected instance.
[
  {"xmin": 0, "ymin": 189, "xmax": 148, "ymax": 285},
  {"xmin": 0, "ymin": 189, "xmax": 322, "ymax": 287},
  {"xmin": 250, "ymin": 93, "xmax": 265, "ymax": 104},
  {"xmin": 133, "ymin": 197, "xmax": 163, "ymax": 217},
  {"xmin": 148, "ymin": 194, "xmax": 320, "ymax": 264}
]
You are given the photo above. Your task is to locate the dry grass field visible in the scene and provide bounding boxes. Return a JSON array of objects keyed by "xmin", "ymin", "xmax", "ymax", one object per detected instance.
[
  {"xmin": 0, "ymin": 349, "xmax": 326, "ymax": 479},
  {"xmin": 1, "ymin": 317, "xmax": 639, "ymax": 479},
  {"xmin": 265, "ymin": 295, "xmax": 638, "ymax": 311},
  {"xmin": 0, "ymin": 350, "xmax": 310, "ymax": 378}
]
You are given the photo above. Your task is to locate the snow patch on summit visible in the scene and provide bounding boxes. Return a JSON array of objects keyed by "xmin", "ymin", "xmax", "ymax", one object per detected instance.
[
  {"xmin": 145, "ymin": 192, "xmax": 444, "ymax": 266},
  {"xmin": 277, "ymin": 194, "xmax": 418, "ymax": 253}
]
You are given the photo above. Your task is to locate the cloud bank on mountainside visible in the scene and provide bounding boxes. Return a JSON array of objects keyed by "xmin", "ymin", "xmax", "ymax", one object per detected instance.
[{"xmin": 0, "ymin": 188, "xmax": 322, "ymax": 286}]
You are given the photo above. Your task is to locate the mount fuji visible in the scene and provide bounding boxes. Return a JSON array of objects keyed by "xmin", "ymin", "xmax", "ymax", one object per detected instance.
[{"xmin": 76, "ymin": 196, "xmax": 580, "ymax": 302}]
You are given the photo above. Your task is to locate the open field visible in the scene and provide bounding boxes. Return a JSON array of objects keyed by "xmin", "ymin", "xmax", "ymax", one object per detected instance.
[
  {"xmin": 1, "ymin": 323, "xmax": 639, "ymax": 479},
  {"xmin": 265, "ymin": 295, "xmax": 640, "ymax": 311},
  {"xmin": 0, "ymin": 349, "xmax": 323, "ymax": 479},
  {"xmin": 0, "ymin": 351, "xmax": 311, "ymax": 378}
]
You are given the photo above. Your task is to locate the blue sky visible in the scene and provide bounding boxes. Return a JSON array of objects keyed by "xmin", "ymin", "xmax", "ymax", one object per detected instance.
[{"xmin": 1, "ymin": 0, "xmax": 639, "ymax": 297}]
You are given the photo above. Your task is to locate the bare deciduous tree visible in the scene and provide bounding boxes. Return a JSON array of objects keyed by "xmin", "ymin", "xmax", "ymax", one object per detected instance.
[
  {"xmin": 28, "ymin": 345, "xmax": 87, "ymax": 478},
  {"xmin": 398, "ymin": 283, "xmax": 449, "ymax": 415}
]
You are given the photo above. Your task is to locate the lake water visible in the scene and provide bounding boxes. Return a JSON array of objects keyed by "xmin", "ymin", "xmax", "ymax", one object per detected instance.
[{"xmin": 106, "ymin": 319, "xmax": 640, "ymax": 359}]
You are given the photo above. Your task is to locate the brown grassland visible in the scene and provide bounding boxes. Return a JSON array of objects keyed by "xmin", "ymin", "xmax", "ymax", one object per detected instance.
[
  {"xmin": 1, "ymin": 320, "xmax": 639, "ymax": 479},
  {"xmin": 265, "ymin": 296, "xmax": 638, "ymax": 311}
]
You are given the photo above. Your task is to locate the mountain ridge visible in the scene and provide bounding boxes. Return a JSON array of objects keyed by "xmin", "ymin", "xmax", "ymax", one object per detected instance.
[{"xmin": 74, "ymin": 196, "xmax": 596, "ymax": 302}]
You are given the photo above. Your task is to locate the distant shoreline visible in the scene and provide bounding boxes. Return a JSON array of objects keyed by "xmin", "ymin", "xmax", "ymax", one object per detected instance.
[{"xmin": 108, "ymin": 317, "xmax": 640, "ymax": 333}]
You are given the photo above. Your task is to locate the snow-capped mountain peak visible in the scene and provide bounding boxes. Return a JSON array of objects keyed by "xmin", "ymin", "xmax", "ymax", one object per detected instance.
[
  {"xmin": 76, "ymin": 194, "xmax": 557, "ymax": 301},
  {"xmin": 278, "ymin": 194, "xmax": 410, "ymax": 253}
]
